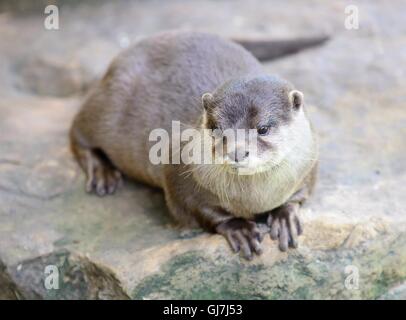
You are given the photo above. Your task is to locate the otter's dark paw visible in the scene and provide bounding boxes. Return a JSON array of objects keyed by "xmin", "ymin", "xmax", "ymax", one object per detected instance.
[
  {"xmin": 216, "ymin": 218, "xmax": 263, "ymax": 260},
  {"xmin": 86, "ymin": 165, "xmax": 123, "ymax": 197},
  {"xmin": 267, "ymin": 203, "xmax": 303, "ymax": 252}
]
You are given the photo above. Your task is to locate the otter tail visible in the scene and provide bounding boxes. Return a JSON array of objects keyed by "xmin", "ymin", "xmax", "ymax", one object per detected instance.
[{"xmin": 233, "ymin": 36, "xmax": 329, "ymax": 61}]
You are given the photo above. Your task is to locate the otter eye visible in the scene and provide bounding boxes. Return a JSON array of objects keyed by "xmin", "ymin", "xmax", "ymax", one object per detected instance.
[{"xmin": 257, "ymin": 126, "xmax": 270, "ymax": 136}]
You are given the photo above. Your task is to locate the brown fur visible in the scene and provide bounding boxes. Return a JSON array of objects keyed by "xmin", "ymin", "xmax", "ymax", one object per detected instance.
[{"xmin": 70, "ymin": 31, "xmax": 319, "ymax": 259}]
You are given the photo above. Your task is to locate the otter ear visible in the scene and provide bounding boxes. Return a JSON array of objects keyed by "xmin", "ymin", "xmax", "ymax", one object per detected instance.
[
  {"xmin": 201, "ymin": 92, "xmax": 214, "ymax": 111},
  {"xmin": 289, "ymin": 90, "xmax": 304, "ymax": 110}
]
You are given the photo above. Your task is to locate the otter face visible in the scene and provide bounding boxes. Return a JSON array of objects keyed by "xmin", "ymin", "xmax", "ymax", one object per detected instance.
[{"xmin": 201, "ymin": 76, "xmax": 311, "ymax": 174}]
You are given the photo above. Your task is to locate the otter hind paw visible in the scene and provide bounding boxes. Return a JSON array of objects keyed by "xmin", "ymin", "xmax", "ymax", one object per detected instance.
[
  {"xmin": 86, "ymin": 167, "xmax": 122, "ymax": 197},
  {"xmin": 84, "ymin": 150, "xmax": 123, "ymax": 197}
]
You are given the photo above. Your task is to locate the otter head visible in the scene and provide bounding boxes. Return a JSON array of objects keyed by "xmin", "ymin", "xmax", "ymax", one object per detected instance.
[{"xmin": 200, "ymin": 75, "xmax": 311, "ymax": 174}]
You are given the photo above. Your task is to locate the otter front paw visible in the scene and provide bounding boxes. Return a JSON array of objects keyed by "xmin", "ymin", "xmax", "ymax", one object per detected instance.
[
  {"xmin": 216, "ymin": 218, "xmax": 263, "ymax": 260},
  {"xmin": 267, "ymin": 203, "xmax": 303, "ymax": 251}
]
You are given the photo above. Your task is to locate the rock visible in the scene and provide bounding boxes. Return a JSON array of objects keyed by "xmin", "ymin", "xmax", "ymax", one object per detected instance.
[
  {"xmin": 380, "ymin": 282, "xmax": 406, "ymax": 300},
  {"xmin": 132, "ymin": 231, "xmax": 406, "ymax": 299},
  {"xmin": 0, "ymin": 0, "xmax": 405, "ymax": 299},
  {"xmin": 16, "ymin": 56, "xmax": 87, "ymax": 97},
  {"xmin": 15, "ymin": 40, "xmax": 119, "ymax": 97},
  {"xmin": 0, "ymin": 261, "xmax": 23, "ymax": 299},
  {"xmin": 8, "ymin": 250, "xmax": 129, "ymax": 300}
]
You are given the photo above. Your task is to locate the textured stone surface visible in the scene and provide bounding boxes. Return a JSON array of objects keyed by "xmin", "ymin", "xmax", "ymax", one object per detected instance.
[
  {"xmin": 9, "ymin": 250, "xmax": 129, "ymax": 300},
  {"xmin": 0, "ymin": 0, "xmax": 405, "ymax": 299}
]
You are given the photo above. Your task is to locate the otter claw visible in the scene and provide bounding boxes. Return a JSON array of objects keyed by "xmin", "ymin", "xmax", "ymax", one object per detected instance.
[
  {"xmin": 267, "ymin": 203, "xmax": 302, "ymax": 251},
  {"xmin": 216, "ymin": 218, "xmax": 263, "ymax": 260},
  {"xmin": 86, "ymin": 166, "xmax": 122, "ymax": 197}
]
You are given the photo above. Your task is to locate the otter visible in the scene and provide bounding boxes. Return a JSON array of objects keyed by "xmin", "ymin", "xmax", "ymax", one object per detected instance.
[{"xmin": 70, "ymin": 31, "xmax": 320, "ymax": 260}]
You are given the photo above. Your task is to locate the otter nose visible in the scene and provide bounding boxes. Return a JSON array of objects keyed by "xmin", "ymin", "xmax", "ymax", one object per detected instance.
[{"xmin": 228, "ymin": 150, "xmax": 249, "ymax": 163}]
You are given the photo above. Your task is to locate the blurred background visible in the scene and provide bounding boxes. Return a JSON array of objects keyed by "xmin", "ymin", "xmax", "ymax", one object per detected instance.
[{"xmin": 0, "ymin": 0, "xmax": 405, "ymax": 300}]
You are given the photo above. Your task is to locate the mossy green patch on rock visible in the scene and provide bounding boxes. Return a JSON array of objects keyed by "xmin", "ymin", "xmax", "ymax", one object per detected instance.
[{"xmin": 133, "ymin": 232, "xmax": 406, "ymax": 300}]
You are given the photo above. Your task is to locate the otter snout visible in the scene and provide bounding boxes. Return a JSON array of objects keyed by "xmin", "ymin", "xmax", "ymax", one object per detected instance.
[{"xmin": 227, "ymin": 149, "xmax": 249, "ymax": 163}]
